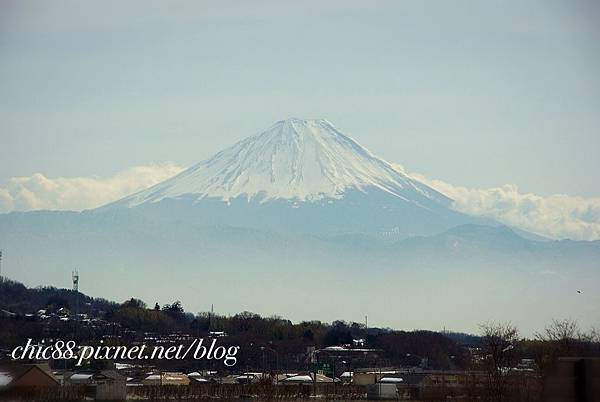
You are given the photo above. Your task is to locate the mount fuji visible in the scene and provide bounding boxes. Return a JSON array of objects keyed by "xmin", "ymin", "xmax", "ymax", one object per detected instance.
[
  {"xmin": 101, "ymin": 118, "xmax": 487, "ymax": 237},
  {"xmin": 118, "ymin": 118, "xmax": 445, "ymax": 205}
]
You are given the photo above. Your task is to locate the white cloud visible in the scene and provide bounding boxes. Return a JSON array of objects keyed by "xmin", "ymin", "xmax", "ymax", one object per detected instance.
[
  {"xmin": 410, "ymin": 172, "xmax": 600, "ymax": 241},
  {"xmin": 1, "ymin": 163, "xmax": 599, "ymax": 241},
  {"xmin": 0, "ymin": 163, "xmax": 184, "ymax": 213}
]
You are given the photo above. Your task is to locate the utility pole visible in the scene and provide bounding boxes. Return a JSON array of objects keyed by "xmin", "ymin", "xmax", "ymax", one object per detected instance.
[
  {"xmin": 313, "ymin": 350, "xmax": 318, "ymax": 397},
  {"xmin": 332, "ymin": 358, "xmax": 336, "ymax": 397},
  {"xmin": 72, "ymin": 270, "xmax": 79, "ymax": 338},
  {"xmin": 72, "ymin": 271, "xmax": 79, "ymax": 296}
]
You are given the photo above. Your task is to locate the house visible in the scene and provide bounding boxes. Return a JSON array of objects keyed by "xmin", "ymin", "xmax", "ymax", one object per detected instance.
[
  {"xmin": 275, "ymin": 373, "xmax": 298, "ymax": 383},
  {"xmin": 65, "ymin": 372, "xmax": 94, "ymax": 385},
  {"xmin": 187, "ymin": 372, "xmax": 210, "ymax": 384},
  {"xmin": 420, "ymin": 371, "xmax": 483, "ymax": 388},
  {"xmin": 353, "ymin": 339, "xmax": 366, "ymax": 347},
  {"xmin": 380, "ymin": 376, "xmax": 404, "ymax": 384},
  {"xmin": 340, "ymin": 371, "xmax": 353, "ymax": 383},
  {"xmin": 316, "ymin": 345, "xmax": 382, "ymax": 369},
  {"xmin": 0, "ymin": 363, "xmax": 59, "ymax": 388},
  {"xmin": 92, "ymin": 371, "xmax": 127, "ymax": 401},
  {"xmin": 235, "ymin": 374, "xmax": 256, "ymax": 384},
  {"xmin": 63, "ymin": 370, "xmax": 126, "ymax": 400},
  {"xmin": 143, "ymin": 372, "xmax": 190, "ymax": 386},
  {"xmin": 393, "ymin": 370, "xmax": 487, "ymax": 400},
  {"xmin": 353, "ymin": 370, "xmax": 399, "ymax": 385},
  {"xmin": 280, "ymin": 374, "xmax": 313, "ymax": 385},
  {"xmin": 280, "ymin": 373, "xmax": 338, "ymax": 385}
]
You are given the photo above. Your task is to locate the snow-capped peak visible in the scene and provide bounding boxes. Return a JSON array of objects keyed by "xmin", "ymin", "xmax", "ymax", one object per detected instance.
[{"xmin": 119, "ymin": 118, "xmax": 448, "ymax": 206}]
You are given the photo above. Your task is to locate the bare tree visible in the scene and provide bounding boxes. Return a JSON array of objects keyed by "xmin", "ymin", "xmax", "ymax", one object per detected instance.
[
  {"xmin": 534, "ymin": 318, "xmax": 579, "ymax": 375},
  {"xmin": 536, "ymin": 318, "xmax": 579, "ymax": 352},
  {"xmin": 579, "ymin": 327, "xmax": 600, "ymax": 344},
  {"xmin": 479, "ymin": 322, "xmax": 520, "ymax": 401},
  {"xmin": 535, "ymin": 319, "xmax": 600, "ymax": 376}
]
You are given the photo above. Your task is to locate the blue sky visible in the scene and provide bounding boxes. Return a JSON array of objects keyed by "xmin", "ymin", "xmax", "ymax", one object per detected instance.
[{"xmin": 1, "ymin": 0, "xmax": 599, "ymax": 198}]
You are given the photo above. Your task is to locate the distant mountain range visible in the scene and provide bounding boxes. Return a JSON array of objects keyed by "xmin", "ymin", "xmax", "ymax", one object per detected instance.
[{"xmin": 0, "ymin": 118, "xmax": 598, "ymax": 333}]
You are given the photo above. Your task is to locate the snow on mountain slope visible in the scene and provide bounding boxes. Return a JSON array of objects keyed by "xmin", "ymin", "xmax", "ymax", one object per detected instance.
[{"xmin": 117, "ymin": 118, "xmax": 449, "ymax": 209}]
